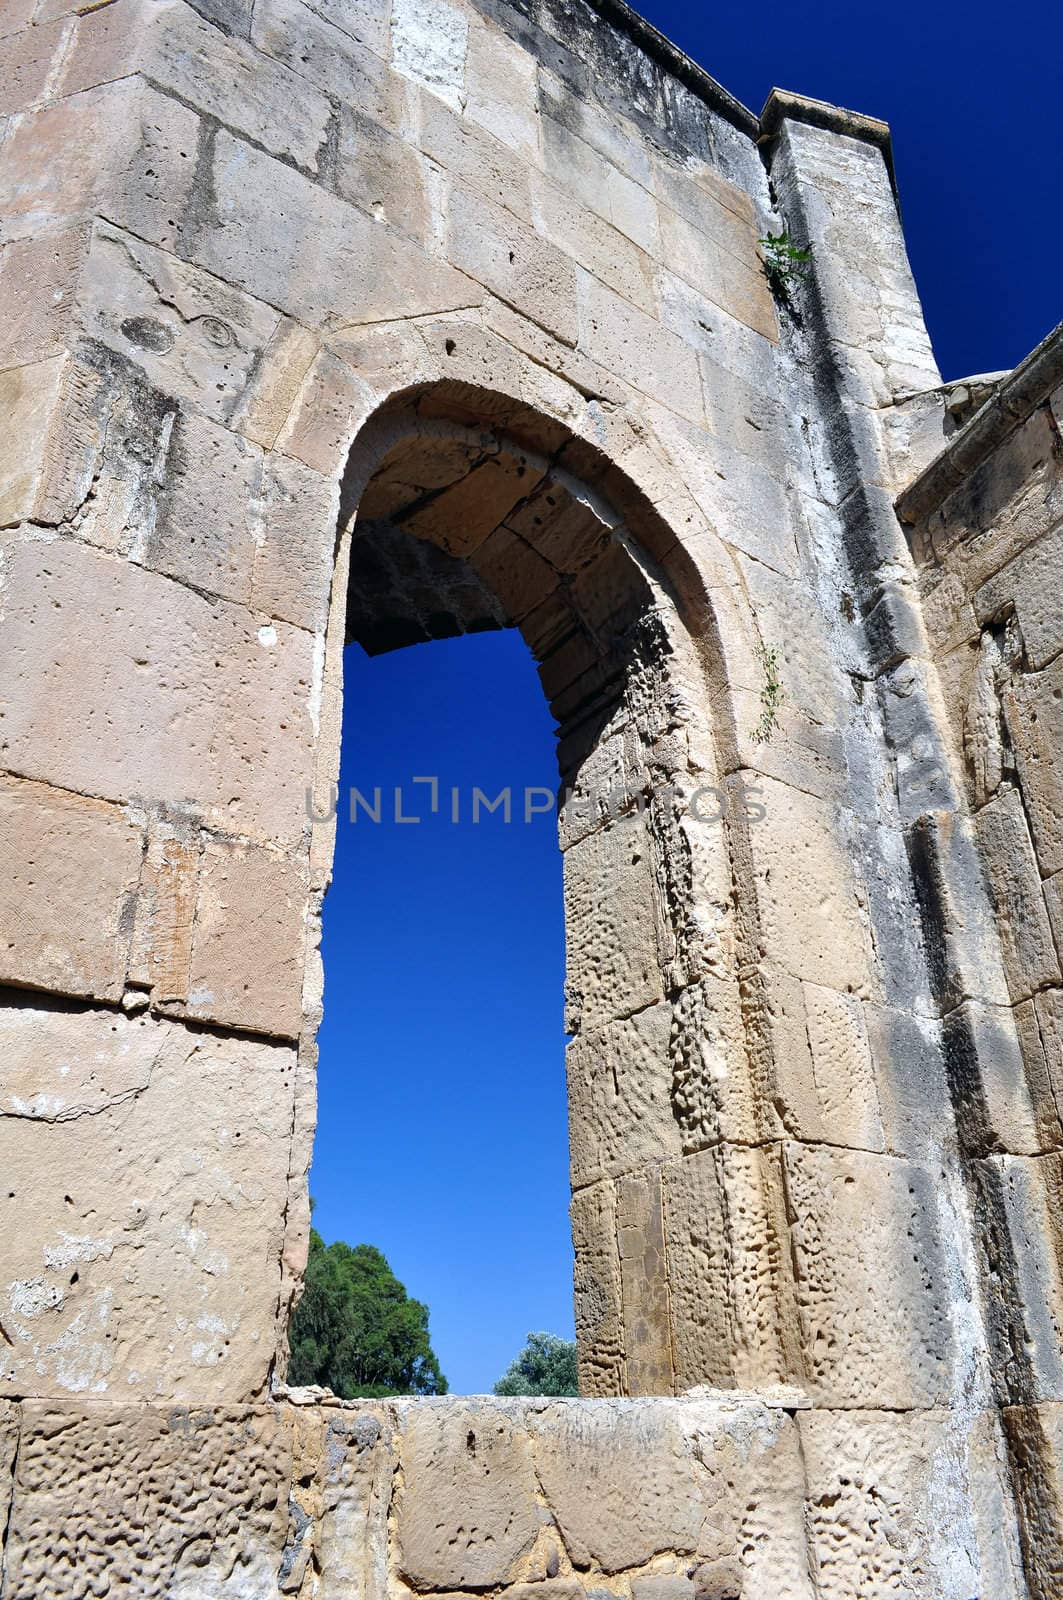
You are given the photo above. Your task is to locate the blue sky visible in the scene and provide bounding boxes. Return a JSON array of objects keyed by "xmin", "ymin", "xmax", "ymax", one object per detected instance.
[{"xmin": 308, "ymin": 0, "xmax": 1060, "ymax": 1394}]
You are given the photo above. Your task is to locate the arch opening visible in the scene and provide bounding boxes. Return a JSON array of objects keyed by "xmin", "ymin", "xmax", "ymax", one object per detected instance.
[{"xmin": 306, "ymin": 381, "xmax": 750, "ymax": 1400}]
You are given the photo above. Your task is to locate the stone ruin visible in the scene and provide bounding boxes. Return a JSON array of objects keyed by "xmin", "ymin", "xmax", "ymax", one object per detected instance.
[{"xmin": 1, "ymin": 0, "xmax": 1063, "ymax": 1593}]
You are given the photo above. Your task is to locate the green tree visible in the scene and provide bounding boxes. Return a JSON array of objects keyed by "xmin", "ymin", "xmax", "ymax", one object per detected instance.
[
  {"xmin": 288, "ymin": 1228, "xmax": 447, "ymax": 1398},
  {"xmin": 493, "ymin": 1332, "xmax": 578, "ymax": 1397}
]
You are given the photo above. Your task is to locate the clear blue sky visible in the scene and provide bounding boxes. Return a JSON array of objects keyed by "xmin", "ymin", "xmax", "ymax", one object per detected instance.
[{"xmin": 309, "ymin": 0, "xmax": 1061, "ymax": 1395}]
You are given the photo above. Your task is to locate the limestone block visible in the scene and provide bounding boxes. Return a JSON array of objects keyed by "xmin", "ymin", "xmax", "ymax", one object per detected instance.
[
  {"xmin": 647, "ymin": 402, "xmax": 798, "ymax": 578},
  {"xmin": 2, "ymin": 1403, "xmax": 292, "ymax": 1596},
  {"xmin": 195, "ymin": 132, "xmax": 479, "ymax": 330},
  {"xmin": 803, "ymin": 981, "xmax": 885, "ymax": 1152},
  {"xmin": 1006, "ymin": 662, "xmax": 1063, "ymax": 875},
  {"xmin": 800, "ymin": 1407, "xmax": 1024, "ymax": 1600},
  {"xmin": 167, "ymin": 835, "xmax": 308, "ymax": 1041},
  {"xmin": 576, "ymin": 271, "xmax": 703, "ymax": 425},
  {"xmin": 0, "ymin": 535, "xmax": 316, "ymax": 847},
  {"xmin": 312, "ymin": 1406, "xmax": 394, "ymax": 1600},
  {"xmin": 251, "ymin": 452, "xmax": 338, "ymax": 633},
  {"xmin": 419, "ymin": 90, "xmax": 533, "ymax": 218},
  {"xmin": 542, "ymin": 114, "xmax": 660, "ymax": 255},
  {"xmin": 1000, "ymin": 1402, "xmax": 1063, "ymax": 1594},
  {"xmin": 448, "ymin": 183, "xmax": 577, "ymax": 347},
  {"xmin": 253, "ymin": 0, "xmax": 404, "ymax": 123},
  {"xmin": 0, "ymin": 1001, "xmax": 169, "ymax": 1121},
  {"xmin": 401, "ymin": 447, "xmax": 547, "ymax": 556},
  {"xmin": 616, "ymin": 1169, "xmax": 673, "ymax": 1396},
  {"xmin": 0, "ymin": 15, "xmax": 67, "ymax": 116},
  {"xmin": 659, "ymin": 202, "xmax": 775, "ymax": 343},
  {"xmin": 0, "ymin": 226, "xmax": 90, "ymax": 372},
  {"xmin": 274, "ymin": 348, "xmax": 375, "ymax": 477},
  {"xmin": 737, "ymin": 551, "xmax": 848, "ymax": 730},
  {"xmin": 79, "ymin": 220, "xmax": 284, "ymax": 428},
  {"xmin": 864, "ymin": 1009, "xmax": 951, "ymax": 1161},
  {"xmin": 973, "ymin": 787, "xmax": 1061, "ymax": 1002},
  {"xmin": 944, "ymin": 1000, "xmax": 1046, "ymax": 1156},
  {"xmin": 531, "ymin": 174, "xmax": 656, "ymax": 314},
  {"xmin": 737, "ymin": 775, "xmax": 873, "ymax": 996},
  {"xmin": 0, "ymin": 78, "xmax": 199, "ymax": 255},
  {"xmin": 974, "ymin": 522, "xmax": 1063, "ymax": 671},
  {"xmin": 0, "ymin": 774, "xmax": 142, "ymax": 1002},
  {"xmin": 670, "ymin": 975, "xmax": 757, "ymax": 1149},
  {"xmin": 63, "ymin": 0, "xmax": 331, "ymax": 171},
  {"xmin": 783, "ymin": 1142, "xmax": 953, "ymax": 1407},
  {"xmin": 390, "ymin": 0, "xmax": 467, "ymax": 110},
  {"xmin": 570, "ymin": 1179, "xmax": 624, "ymax": 1396},
  {"xmin": 1032, "ymin": 989, "xmax": 1063, "ymax": 1132},
  {"xmin": 0, "ymin": 1019, "xmax": 296, "ymax": 1399},
  {"xmin": 982, "ymin": 1152, "xmax": 1063, "ymax": 1399},
  {"xmin": 394, "ymin": 1399, "xmax": 538, "ymax": 1589},
  {"xmin": 147, "ymin": 410, "xmax": 261, "ymax": 605},
  {"xmin": 0, "ymin": 1400, "xmax": 17, "ymax": 1561},
  {"xmin": 1045, "ymin": 872, "xmax": 1063, "ymax": 957},
  {"xmin": 334, "ymin": 104, "xmax": 431, "ymax": 244},
  {"xmin": 469, "ymin": 523, "xmax": 558, "ymax": 624},
  {"xmin": 0, "ymin": 0, "xmax": 35, "ymax": 38},
  {"xmin": 563, "ymin": 807, "xmax": 666, "ymax": 1033},
  {"xmin": 531, "ymin": 1399, "xmax": 705, "ymax": 1571},
  {"xmin": 665, "ymin": 1143, "xmax": 796, "ymax": 1391},
  {"xmin": 0, "ymin": 357, "xmax": 96, "ymax": 527},
  {"xmin": 928, "ymin": 408, "xmax": 1063, "ymax": 586},
  {"xmin": 567, "ymin": 1000, "xmax": 680, "ymax": 1188},
  {"xmin": 464, "ymin": 18, "xmax": 539, "ymax": 160}
]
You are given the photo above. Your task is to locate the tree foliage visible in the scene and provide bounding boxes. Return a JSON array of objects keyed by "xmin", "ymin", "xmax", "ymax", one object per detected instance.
[
  {"xmin": 493, "ymin": 1331, "xmax": 578, "ymax": 1397},
  {"xmin": 288, "ymin": 1228, "xmax": 447, "ymax": 1398}
]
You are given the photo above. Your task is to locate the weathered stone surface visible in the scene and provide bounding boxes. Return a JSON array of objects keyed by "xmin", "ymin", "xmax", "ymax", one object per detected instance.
[
  {"xmin": 2, "ymin": 1403, "xmax": 292, "ymax": 1597},
  {"xmin": 395, "ymin": 1399, "xmax": 538, "ymax": 1589},
  {"xmin": 563, "ymin": 808, "xmax": 665, "ymax": 1032},
  {"xmin": 79, "ymin": 220, "xmax": 283, "ymax": 427},
  {"xmin": 177, "ymin": 835, "xmax": 308, "ymax": 1040},
  {"xmin": 616, "ymin": 1169, "xmax": 673, "ymax": 1396},
  {"xmin": 665, "ymin": 1143, "xmax": 795, "ymax": 1391},
  {"xmin": 800, "ymin": 1408, "xmax": 1024, "ymax": 1600},
  {"xmin": 570, "ymin": 1179, "xmax": 624, "ymax": 1397},
  {"xmin": 64, "ymin": 0, "xmax": 332, "ymax": 170},
  {"xmin": 0, "ymin": 535, "xmax": 316, "ymax": 846},
  {"xmin": 1006, "ymin": 661, "xmax": 1063, "ymax": 876},
  {"xmin": 974, "ymin": 787, "xmax": 1061, "ymax": 1002},
  {"xmin": 567, "ymin": 1000, "xmax": 679, "ymax": 1188},
  {"xmin": 0, "ymin": 78, "xmax": 199, "ymax": 253},
  {"xmin": 0, "ymin": 774, "xmax": 142, "ymax": 1002},
  {"xmin": 784, "ymin": 1143, "xmax": 952, "ymax": 1407},
  {"xmin": 194, "ymin": 132, "xmax": 480, "ymax": 330},
  {"xmin": 0, "ymin": 1018, "xmax": 295, "ymax": 1399},
  {"xmin": 4, "ymin": 4, "xmax": 1063, "ymax": 1590}
]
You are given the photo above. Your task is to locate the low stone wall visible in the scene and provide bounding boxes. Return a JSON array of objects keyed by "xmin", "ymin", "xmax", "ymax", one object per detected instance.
[{"xmin": 0, "ymin": 1392, "xmax": 1031, "ymax": 1599}]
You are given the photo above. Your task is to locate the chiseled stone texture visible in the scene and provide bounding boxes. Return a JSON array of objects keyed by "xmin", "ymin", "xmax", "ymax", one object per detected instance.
[
  {"xmin": 2, "ymin": 0, "xmax": 1061, "ymax": 1588},
  {"xmin": 0, "ymin": 1006, "xmax": 295, "ymax": 1401},
  {"xmin": 0, "ymin": 1395, "xmax": 819, "ymax": 1597}
]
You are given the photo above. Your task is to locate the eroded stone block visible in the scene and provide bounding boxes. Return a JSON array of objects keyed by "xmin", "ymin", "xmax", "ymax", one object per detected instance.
[
  {"xmin": 0, "ymin": 1019, "xmax": 296, "ymax": 1400},
  {"xmin": 0, "ymin": 773, "xmax": 141, "ymax": 1002},
  {"xmin": 783, "ymin": 1143, "xmax": 953, "ymax": 1408},
  {"xmin": 394, "ymin": 1399, "xmax": 538, "ymax": 1590}
]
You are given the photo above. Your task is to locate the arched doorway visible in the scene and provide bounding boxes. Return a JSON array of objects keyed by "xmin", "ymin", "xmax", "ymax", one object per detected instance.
[{"xmin": 302, "ymin": 381, "xmax": 762, "ymax": 1398}]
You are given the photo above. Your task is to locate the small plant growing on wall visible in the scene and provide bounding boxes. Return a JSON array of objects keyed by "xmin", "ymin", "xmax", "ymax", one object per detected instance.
[
  {"xmin": 754, "ymin": 640, "xmax": 785, "ymax": 743},
  {"xmin": 758, "ymin": 230, "xmax": 812, "ymax": 318}
]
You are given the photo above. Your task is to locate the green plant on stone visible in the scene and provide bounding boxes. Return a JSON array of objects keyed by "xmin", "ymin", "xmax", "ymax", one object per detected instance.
[
  {"xmin": 758, "ymin": 230, "xmax": 812, "ymax": 314},
  {"xmin": 753, "ymin": 639, "xmax": 785, "ymax": 743}
]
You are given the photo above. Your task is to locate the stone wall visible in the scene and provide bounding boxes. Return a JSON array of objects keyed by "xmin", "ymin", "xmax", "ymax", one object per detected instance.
[
  {"xmin": 898, "ymin": 324, "xmax": 1063, "ymax": 1593},
  {"xmin": 0, "ymin": 1391, "xmax": 1022, "ymax": 1598},
  {"xmin": 0, "ymin": 0, "xmax": 1061, "ymax": 1591}
]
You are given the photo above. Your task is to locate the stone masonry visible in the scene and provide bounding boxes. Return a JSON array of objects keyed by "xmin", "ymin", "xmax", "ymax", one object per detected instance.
[{"xmin": 1, "ymin": 0, "xmax": 1062, "ymax": 1592}]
